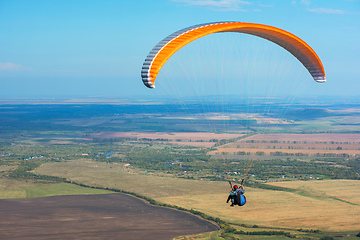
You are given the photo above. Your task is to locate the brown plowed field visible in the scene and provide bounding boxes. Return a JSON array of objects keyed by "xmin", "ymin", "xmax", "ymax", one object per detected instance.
[{"xmin": 0, "ymin": 193, "xmax": 219, "ymax": 240}]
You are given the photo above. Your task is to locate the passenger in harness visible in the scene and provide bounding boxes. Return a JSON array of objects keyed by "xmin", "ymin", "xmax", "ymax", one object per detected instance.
[{"xmin": 237, "ymin": 185, "xmax": 246, "ymax": 206}]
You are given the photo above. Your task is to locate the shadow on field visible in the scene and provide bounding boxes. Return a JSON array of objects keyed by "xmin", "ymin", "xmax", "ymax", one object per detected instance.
[{"xmin": 0, "ymin": 193, "xmax": 219, "ymax": 240}]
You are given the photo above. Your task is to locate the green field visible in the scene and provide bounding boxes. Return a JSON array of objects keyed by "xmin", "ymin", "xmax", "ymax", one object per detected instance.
[{"xmin": 0, "ymin": 178, "xmax": 112, "ymax": 199}]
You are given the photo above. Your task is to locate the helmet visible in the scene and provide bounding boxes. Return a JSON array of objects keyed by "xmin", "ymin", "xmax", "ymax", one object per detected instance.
[{"xmin": 234, "ymin": 185, "xmax": 238, "ymax": 189}]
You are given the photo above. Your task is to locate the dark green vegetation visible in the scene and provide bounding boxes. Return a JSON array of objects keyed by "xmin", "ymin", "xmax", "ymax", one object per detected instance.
[
  {"xmin": 127, "ymin": 146, "xmax": 360, "ymax": 181},
  {"xmin": 8, "ymin": 160, "xmax": 67, "ymax": 182}
]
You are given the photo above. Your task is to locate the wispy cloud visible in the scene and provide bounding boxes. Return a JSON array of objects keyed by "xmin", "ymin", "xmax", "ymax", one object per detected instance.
[
  {"xmin": 0, "ymin": 62, "xmax": 31, "ymax": 71},
  {"xmin": 291, "ymin": 0, "xmax": 311, "ymax": 5},
  {"xmin": 300, "ymin": 0, "xmax": 311, "ymax": 5},
  {"xmin": 308, "ymin": 8, "xmax": 359, "ymax": 14},
  {"xmin": 172, "ymin": 0, "xmax": 252, "ymax": 11}
]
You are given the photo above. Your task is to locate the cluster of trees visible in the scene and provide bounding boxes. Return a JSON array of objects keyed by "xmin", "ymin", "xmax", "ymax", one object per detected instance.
[
  {"xmin": 8, "ymin": 159, "xmax": 67, "ymax": 183},
  {"xmin": 126, "ymin": 147, "xmax": 210, "ymax": 172},
  {"xmin": 93, "ymin": 137, "xmax": 137, "ymax": 142},
  {"xmin": 270, "ymin": 151, "xmax": 307, "ymax": 156},
  {"xmin": 123, "ymin": 145, "xmax": 360, "ymax": 181},
  {"xmin": 214, "ymin": 133, "xmax": 254, "ymax": 147},
  {"xmin": 244, "ymin": 158, "xmax": 360, "ymax": 180},
  {"xmin": 314, "ymin": 153, "xmax": 358, "ymax": 158},
  {"xmin": 243, "ymin": 140, "xmax": 359, "ymax": 144},
  {"xmin": 219, "ymin": 151, "xmax": 359, "ymax": 158},
  {"xmin": 220, "ymin": 229, "xmax": 292, "ymax": 239}
]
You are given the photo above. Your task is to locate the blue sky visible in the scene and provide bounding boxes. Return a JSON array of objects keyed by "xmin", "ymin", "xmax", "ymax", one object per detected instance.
[{"xmin": 0, "ymin": 0, "xmax": 359, "ymax": 98}]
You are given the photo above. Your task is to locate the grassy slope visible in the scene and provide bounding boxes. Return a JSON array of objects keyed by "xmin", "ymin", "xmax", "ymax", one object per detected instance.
[
  {"xmin": 0, "ymin": 178, "xmax": 112, "ymax": 199},
  {"xmin": 267, "ymin": 180, "xmax": 360, "ymax": 205},
  {"xmin": 34, "ymin": 160, "xmax": 360, "ymax": 231},
  {"xmin": 22, "ymin": 183, "xmax": 113, "ymax": 198}
]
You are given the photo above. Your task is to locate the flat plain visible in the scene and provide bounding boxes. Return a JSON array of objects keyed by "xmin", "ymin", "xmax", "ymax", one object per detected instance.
[
  {"xmin": 34, "ymin": 159, "xmax": 360, "ymax": 231},
  {"xmin": 1, "ymin": 102, "xmax": 360, "ymax": 239}
]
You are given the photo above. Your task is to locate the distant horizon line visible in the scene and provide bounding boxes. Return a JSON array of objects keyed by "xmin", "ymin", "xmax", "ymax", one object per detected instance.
[{"xmin": 0, "ymin": 94, "xmax": 359, "ymax": 105}]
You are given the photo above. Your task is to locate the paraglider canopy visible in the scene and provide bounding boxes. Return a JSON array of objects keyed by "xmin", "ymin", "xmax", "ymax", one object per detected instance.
[{"xmin": 141, "ymin": 22, "xmax": 326, "ymax": 89}]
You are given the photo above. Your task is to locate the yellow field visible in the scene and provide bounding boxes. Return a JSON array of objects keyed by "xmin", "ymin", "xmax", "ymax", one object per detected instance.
[
  {"xmin": 34, "ymin": 160, "xmax": 360, "ymax": 231},
  {"xmin": 267, "ymin": 180, "xmax": 360, "ymax": 206},
  {"xmin": 33, "ymin": 160, "xmax": 225, "ymax": 199},
  {"xmin": 157, "ymin": 187, "xmax": 360, "ymax": 231},
  {"xmin": 0, "ymin": 165, "xmax": 16, "ymax": 172}
]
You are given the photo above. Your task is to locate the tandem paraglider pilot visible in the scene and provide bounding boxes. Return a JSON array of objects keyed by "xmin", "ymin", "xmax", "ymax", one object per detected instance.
[{"xmin": 226, "ymin": 184, "xmax": 246, "ymax": 207}]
